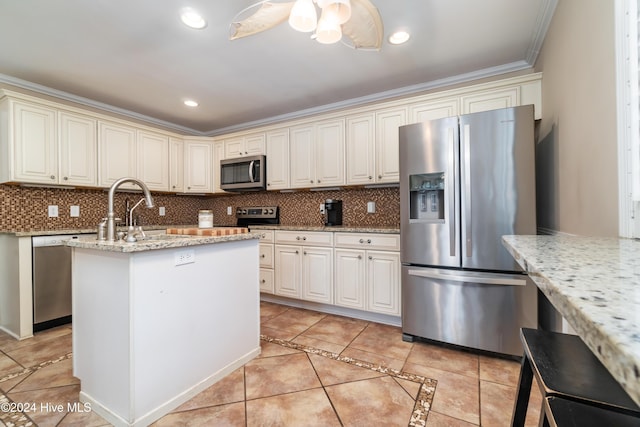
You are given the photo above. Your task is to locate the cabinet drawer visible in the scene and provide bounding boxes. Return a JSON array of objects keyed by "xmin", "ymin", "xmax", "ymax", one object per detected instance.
[
  {"xmin": 259, "ymin": 243, "xmax": 274, "ymax": 268},
  {"xmin": 259, "ymin": 268, "xmax": 274, "ymax": 294},
  {"xmin": 334, "ymin": 232, "xmax": 400, "ymax": 251},
  {"xmin": 275, "ymin": 230, "xmax": 333, "ymax": 247},
  {"xmin": 253, "ymin": 229, "xmax": 274, "ymax": 243}
]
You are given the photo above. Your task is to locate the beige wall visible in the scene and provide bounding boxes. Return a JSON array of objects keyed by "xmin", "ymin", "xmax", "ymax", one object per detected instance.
[{"xmin": 534, "ymin": 0, "xmax": 619, "ymax": 236}]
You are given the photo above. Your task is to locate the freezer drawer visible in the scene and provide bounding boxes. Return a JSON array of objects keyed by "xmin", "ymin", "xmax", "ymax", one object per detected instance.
[{"xmin": 401, "ymin": 266, "xmax": 537, "ymax": 356}]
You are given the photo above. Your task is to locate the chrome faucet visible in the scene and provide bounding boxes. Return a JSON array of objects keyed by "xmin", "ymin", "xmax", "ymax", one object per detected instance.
[{"xmin": 105, "ymin": 177, "xmax": 155, "ymax": 241}]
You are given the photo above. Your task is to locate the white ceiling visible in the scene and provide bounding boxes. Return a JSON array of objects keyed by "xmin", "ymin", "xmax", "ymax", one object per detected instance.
[{"xmin": 0, "ymin": 0, "xmax": 556, "ymax": 135}]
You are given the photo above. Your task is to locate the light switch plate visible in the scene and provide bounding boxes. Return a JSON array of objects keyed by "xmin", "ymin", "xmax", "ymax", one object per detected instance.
[
  {"xmin": 320, "ymin": 203, "xmax": 325, "ymax": 214},
  {"xmin": 48, "ymin": 205, "xmax": 59, "ymax": 218},
  {"xmin": 367, "ymin": 201, "xmax": 376, "ymax": 214},
  {"xmin": 159, "ymin": 206, "xmax": 166, "ymax": 216},
  {"xmin": 70, "ymin": 205, "xmax": 80, "ymax": 217},
  {"xmin": 227, "ymin": 206, "xmax": 233, "ymax": 215}
]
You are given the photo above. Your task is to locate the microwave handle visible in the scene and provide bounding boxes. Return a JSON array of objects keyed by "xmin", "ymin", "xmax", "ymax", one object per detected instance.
[{"xmin": 248, "ymin": 160, "xmax": 255, "ymax": 183}]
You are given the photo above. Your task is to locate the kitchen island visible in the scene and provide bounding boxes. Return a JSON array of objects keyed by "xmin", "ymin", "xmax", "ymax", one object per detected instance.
[
  {"xmin": 66, "ymin": 232, "xmax": 261, "ymax": 427},
  {"xmin": 502, "ymin": 235, "xmax": 640, "ymax": 406}
]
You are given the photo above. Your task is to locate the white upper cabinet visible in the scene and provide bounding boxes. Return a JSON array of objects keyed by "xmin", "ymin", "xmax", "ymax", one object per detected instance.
[
  {"xmin": 137, "ymin": 130, "xmax": 169, "ymax": 191},
  {"xmin": 375, "ymin": 107, "xmax": 406, "ymax": 184},
  {"xmin": 290, "ymin": 118, "xmax": 345, "ymax": 188},
  {"xmin": 184, "ymin": 138, "xmax": 212, "ymax": 193},
  {"xmin": 408, "ymin": 97, "xmax": 459, "ymax": 124},
  {"xmin": 169, "ymin": 137, "xmax": 184, "ymax": 192},
  {"xmin": 59, "ymin": 111, "xmax": 97, "ymax": 186},
  {"xmin": 346, "ymin": 113, "xmax": 375, "ymax": 185},
  {"xmin": 461, "ymin": 87, "xmax": 519, "ymax": 116},
  {"xmin": 98, "ymin": 121, "xmax": 137, "ymax": 189},
  {"xmin": 212, "ymin": 140, "xmax": 225, "ymax": 193},
  {"xmin": 265, "ymin": 128, "xmax": 290, "ymax": 190},
  {"xmin": 224, "ymin": 132, "xmax": 265, "ymax": 159}
]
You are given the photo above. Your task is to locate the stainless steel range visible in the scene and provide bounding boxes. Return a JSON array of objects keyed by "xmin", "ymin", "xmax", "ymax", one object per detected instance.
[{"xmin": 236, "ymin": 206, "xmax": 279, "ymax": 227}]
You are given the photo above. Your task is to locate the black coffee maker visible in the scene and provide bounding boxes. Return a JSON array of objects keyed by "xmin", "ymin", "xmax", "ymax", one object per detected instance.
[{"xmin": 324, "ymin": 199, "xmax": 343, "ymax": 226}]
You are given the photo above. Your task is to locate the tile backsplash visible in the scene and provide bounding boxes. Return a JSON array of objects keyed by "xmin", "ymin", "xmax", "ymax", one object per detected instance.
[{"xmin": 0, "ymin": 184, "xmax": 400, "ymax": 232}]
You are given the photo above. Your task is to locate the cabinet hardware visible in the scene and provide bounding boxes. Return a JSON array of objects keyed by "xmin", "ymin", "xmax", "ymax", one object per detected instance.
[
  {"xmin": 369, "ymin": 176, "xmax": 372, "ymax": 179},
  {"xmin": 310, "ymin": 180, "xmax": 314, "ymax": 183},
  {"xmin": 303, "ymin": 251, "xmax": 307, "ymax": 255},
  {"xmin": 261, "ymin": 254, "xmax": 265, "ymax": 258},
  {"xmin": 50, "ymin": 175, "xmax": 55, "ymax": 179},
  {"xmin": 359, "ymin": 239, "xmax": 364, "ymax": 243},
  {"xmin": 302, "ymin": 236, "xmax": 306, "ymax": 240},
  {"xmin": 63, "ymin": 176, "xmax": 68, "ymax": 181},
  {"xmin": 296, "ymin": 236, "xmax": 300, "ymax": 240},
  {"xmin": 367, "ymin": 239, "xmax": 372, "ymax": 244},
  {"xmin": 368, "ymin": 256, "xmax": 373, "ymax": 260},
  {"xmin": 358, "ymin": 255, "xmax": 362, "ymax": 259},
  {"xmin": 318, "ymin": 179, "xmax": 321, "ymax": 183},
  {"xmin": 378, "ymin": 175, "xmax": 382, "ymax": 179},
  {"xmin": 295, "ymin": 250, "xmax": 299, "ymax": 254},
  {"xmin": 261, "ymin": 279, "xmax": 265, "ymax": 283}
]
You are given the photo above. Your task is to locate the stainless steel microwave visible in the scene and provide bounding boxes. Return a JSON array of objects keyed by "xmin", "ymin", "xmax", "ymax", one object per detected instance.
[{"xmin": 220, "ymin": 155, "xmax": 266, "ymax": 191}]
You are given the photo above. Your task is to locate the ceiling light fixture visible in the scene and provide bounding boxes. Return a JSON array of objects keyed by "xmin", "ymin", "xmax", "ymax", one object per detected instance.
[
  {"xmin": 180, "ymin": 8, "xmax": 207, "ymax": 29},
  {"xmin": 184, "ymin": 100, "xmax": 199, "ymax": 107},
  {"xmin": 289, "ymin": 0, "xmax": 351, "ymax": 44},
  {"xmin": 388, "ymin": 30, "xmax": 410, "ymax": 45}
]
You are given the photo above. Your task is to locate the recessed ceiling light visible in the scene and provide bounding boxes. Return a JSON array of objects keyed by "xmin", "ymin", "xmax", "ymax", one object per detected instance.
[
  {"xmin": 388, "ymin": 30, "xmax": 410, "ymax": 45},
  {"xmin": 180, "ymin": 8, "xmax": 207, "ymax": 29},
  {"xmin": 184, "ymin": 100, "xmax": 199, "ymax": 107}
]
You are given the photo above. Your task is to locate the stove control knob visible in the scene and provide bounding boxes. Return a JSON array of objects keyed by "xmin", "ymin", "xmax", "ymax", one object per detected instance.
[
  {"xmin": 241, "ymin": 209, "xmax": 247, "ymax": 214},
  {"xmin": 268, "ymin": 209, "xmax": 274, "ymax": 214},
  {"xmin": 263, "ymin": 209, "xmax": 268, "ymax": 214}
]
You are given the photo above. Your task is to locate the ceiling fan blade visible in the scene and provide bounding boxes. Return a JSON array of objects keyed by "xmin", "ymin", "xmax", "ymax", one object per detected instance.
[
  {"xmin": 341, "ymin": 0, "xmax": 384, "ymax": 50},
  {"xmin": 229, "ymin": 1, "xmax": 295, "ymax": 40}
]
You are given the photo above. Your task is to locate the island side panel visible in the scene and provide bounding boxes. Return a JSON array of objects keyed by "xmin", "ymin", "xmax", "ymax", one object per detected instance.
[
  {"xmin": 130, "ymin": 239, "xmax": 260, "ymax": 419},
  {"xmin": 72, "ymin": 248, "xmax": 132, "ymax": 420}
]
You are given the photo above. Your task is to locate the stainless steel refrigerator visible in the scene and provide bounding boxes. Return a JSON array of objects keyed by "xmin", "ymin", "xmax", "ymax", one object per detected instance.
[{"xmin": 399, "ymin": 105, "xmax": 537, "ymax": 357}]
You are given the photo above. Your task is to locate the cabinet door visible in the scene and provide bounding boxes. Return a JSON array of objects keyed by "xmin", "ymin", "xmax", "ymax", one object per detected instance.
[
  {"xmin": 315, "ymin": 119, "xmax": 345, "ymax": 186},
  {"xmin": 13, "ymin": 101, "xmax": 57, "ymax": 183},
  {"xmin": 212, "ymin": 141, "xmax": 225, "ymax": 193},
  {"xmin": 367, "ymin": 251, "xmax": 401, "ymax": 315},
  {"xmin": 260, "ymin": 268, "xmax": 274, "ymax": 294},
  {"xmin": 346, "ymin": 113, "xmax": 375, "ymax": 185},
  {"xmin": 409, "ymin": 98, "xmax": 459, "ymax": 124},
  {"xmin": 289, "ymin": 124, "xmax": 315, "ymax": 188},
  {"xmin": 184, "ymin": 140, "xmax": 212, "ymax": 193},
  {"xmin": 334, "ymin": 249, "xmax": 366, "ymax": 310},
  {"xmin": 266, "ymin": 128, "xmax": 290, "ymax": 190},
  {"xmin": 98, "ymin": 121, "xmax": 137, "ymax": 188},
  {"xmin": 274, "ymin": 245, "xmax": 302, "ymax": 298},
  {"xmin": 245, "ymin": 133, "xmax": 266, "ymax": 155},
  {"xmin": 137, "ymin": 130, "xmax": 169, "ymax": 191},
  {"xmin": 59, "ymin": 111, "xmax": 97, "ymax": 186},
  {"xmin": 169, "ymin": 137, "xmax": 184, "ymax": 192},
  {"xmin": 375, "ymin": 107, "xmax": 406, "ymax": 183},
  {"xmin": 224, "ymin": 136, "xmax": 244, "ymax": 159},
  {"xmin": 259, "ymin": 243, "xmax": 274, "ymax": 268},
  {"xmin": 461, "ymin": 87, "xmax": 519, "ymax": 115},
  {"xmin": 302, "ymin": 247, "xmax": 333, "ymax": 304}
]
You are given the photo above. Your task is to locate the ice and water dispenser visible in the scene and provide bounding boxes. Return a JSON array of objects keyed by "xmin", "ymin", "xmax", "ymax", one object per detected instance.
[{"xmin": 409, "ymin": 173, "xmax": 445, "ymax": 222}]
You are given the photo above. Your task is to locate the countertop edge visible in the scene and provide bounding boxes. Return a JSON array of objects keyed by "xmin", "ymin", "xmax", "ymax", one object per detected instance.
[{"xmin": 249, "ymin": 225, "xmax": 400, "ymax": 234}]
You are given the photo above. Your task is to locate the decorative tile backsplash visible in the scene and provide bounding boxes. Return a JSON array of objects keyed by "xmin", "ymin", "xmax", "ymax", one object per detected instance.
[{"xmin": 0, "ymin": 184, "xmax": 400, "ymax": 232}]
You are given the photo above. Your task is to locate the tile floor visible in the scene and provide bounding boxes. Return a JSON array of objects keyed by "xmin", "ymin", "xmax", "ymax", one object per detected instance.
[{"xmin": 0, "ymin": 301, "xmax": 542, "ymax": 426}]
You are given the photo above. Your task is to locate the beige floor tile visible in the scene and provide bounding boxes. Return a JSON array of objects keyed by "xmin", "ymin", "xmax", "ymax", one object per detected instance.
[
  {"xmin": 292, "ymin": 335, "xmax": 345, "ymax": 354},
  {"xmin": 326, "ymin": 376, "xmax": 415, "ymax": 427},
  {"xmin": 426, "ymin": 411, "xmax": 478, "ymax": 426},
  {"xmin": 246, "ymin": 388, "xmax": 340, "ymax": 427},
  {"xmin": 0, "ymin": 325, "xmax": 71, "ymax": 353},
  {"xmin": 58, "ymin": 407, "xmax": 112, "ymax": 427},
  {"xmin": 307, "ymin": 353, "xmax": 384, "ymax": 386},
  {"xmin": 258, "ymin": 341, "xmax": 302, "ymax": 358},
  {"xmin": 153, "ymin": 401, "xmax": 246, "ymax": 426},
  {"xmin": 173, "ymin": 367, "xmax": 245, "ymax": 413},
  {"xmin": 480, "ymin": 380, "xmax": 516, "ymax": 426},
  {"xmin": 245, "ymin": 353, "xmax": 322, "ymax": 400},
  {"xmin": 340, "ymin": 346, "xmax": 406, "ymax": 371},
  {"xmin": 348, "ymin": 322, "xmax": 413, "ymax": 362},
  {"xmin": 406, "ymin": 342, "xmax": 479, "ymax": 378},
  {"xmin": 1, "ymin": 372, "xmax": 30, "ymax": 392},
  {"xmin": 300, "ymin": 314, "xmax": 367, "ymax": 346},
  {"xmin": 259, "ymin": 301, "xmax": 290, "ymax": 322},
  {"xmin": 394, "ymin": 377, "xmax": 422, "ymax": 399},
  {"xmin": 479, "ymin": 355, "xmax": 521, "ymax": 386},
  {"xmin": 260, "ymin": 307, "xmax": 326, "ymax": 336},
  {"xmin": 6, "ymin": 333, "xmax": 72, "ymax": 367},
  {"xmin": 0, "ymin": 352, "xmax": 24, "ymax": 378},
  {"xmin": 7, "ymin": 383, "xmax": 80, "ymax": 427},
  {"xmin": 10, "ymin": 358, "xmax": 78, "ymax": 393},
  {"xmin": 404, "ymin": 362, "xmax": 480, "ymax": 425},
  {"xmin": 260, "ymin": 326, "xmax": 299, "ymax": 341}
]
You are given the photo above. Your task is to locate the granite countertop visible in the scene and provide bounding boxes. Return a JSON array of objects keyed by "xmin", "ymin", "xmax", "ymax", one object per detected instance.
[
  {"xmin": 66, "ymin": 232, "xmax": 260, "ymax": 253},
  {"xmin": 1, "ymin": 225, "xmax": 199, "ymax": 237},
  {"xmin": 249, "ymin": 225, "xmax": 400, "ymax": 234},
  {"xmin": 501, "ymin": 235, "xmax": 640, "ymax": 406}
]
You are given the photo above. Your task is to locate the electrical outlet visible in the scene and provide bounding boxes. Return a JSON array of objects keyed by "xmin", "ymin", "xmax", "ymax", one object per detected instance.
[
  {"xmin": 174, "ymin": 249, "xmax": 195, "ymax": 266},
  {"xmin": 320, "ymin": 203, "xmax": 325, "ymax": 214},
  {"xmin": 159, "ymin": 206, "xmax": 166, "ymax": 216},
  {"xmin": 70, "ymin": 205, "xmax": 80, "ymax": 217},
  {"xmin": 227, "ymin": 206, "xmax": 233, "ymax": 215},
  {"xmin": 367, "ymin": 201, "xmax": 376, "ymax": 214},
  {"xmin": 48, "ymin": 205, "xmax": 59, "ymax": 218}
]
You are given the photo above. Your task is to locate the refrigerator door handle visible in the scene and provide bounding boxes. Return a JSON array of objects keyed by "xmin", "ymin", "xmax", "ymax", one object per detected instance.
[
  {"xmin": 407, "ymin": 269, "xmax": 527, "ymax": 287},
  {"xmin": 448, "ymin": 127, "xmax": 456, "ymax": 257},
  {"xmin": 462, "ymin": 124, "xmax": 472, "ymax": 257}
]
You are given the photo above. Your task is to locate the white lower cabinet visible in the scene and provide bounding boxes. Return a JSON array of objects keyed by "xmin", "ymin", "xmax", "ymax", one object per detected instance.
[
  {"xmin": 257, "ymin": 231, "xmax": 275, "ymax": 294},
  {"xmin": 335, "ymin": 249, "xmax": 401, "ymax": 316},
  {"xmin": 274, "ymin": 245, "xmax": 333, "ymax": 304}
]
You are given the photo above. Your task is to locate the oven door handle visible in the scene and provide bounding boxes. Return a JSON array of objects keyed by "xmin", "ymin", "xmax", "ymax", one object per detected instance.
[
  {"xmin": 407, "ymin": 269, "xmax": 527, "ymax": 286},
  {"xmin": 248, "ymin": 160, "xmax": 255, "ymax": 183}
]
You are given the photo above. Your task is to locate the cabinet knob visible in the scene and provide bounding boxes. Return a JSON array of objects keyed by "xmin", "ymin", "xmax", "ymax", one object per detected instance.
[
  {"xmin": 261, "ymin": 279, "xmax": 266, "ymax": 283},
  {"xmin": 261, "ymin": 233, "xmax": 266, "ymax": 238},
  {"xmin": 188, "ymin": 186, "xmax": 191, "ymax": 190},
  {"xmin": 50, "ymin": 175, "xmax": 55, "ymax": 180},
  {"xmin": 244, "ymin": 151, "xmax": 248, "ymax": 155},
  {"xmin": 295, "ymin": 250, "xmax": 299, "ymax": 254},
  {"xmin": 359, "ymin": 239, "xmax": 364, "ymax": 243},
  {"xmin": 378, "ymin": 175, "xmax": 382, "ymax": 179},
  {"xmin": 310, "ymin": 180, "xmax": 314, "ymax": 183},
  {"xmin": 358, "ymin": 255, "xmax": 362, "ymax": 259},
  {"xmin": 317, "ymin": 179, "xmax": 321, "ymax": 183},
  {"xmin": 302, "ymin": 236, "xmax": 306, "ymax": 241},
  {"xmin": 369, "ymin": 256, "xmax": 373, "ymax": 260},
  {"xmin": 303, "ymin": 251, "xmax": 307, "ymax": 255},
  {"xmin": 63, "ymin": 176, "xmax": 68, "ymax": 181},
  {"xmin": 267, "ymin": 183, "xmax": 271, "ymax": 186},
  {"xmin": 296, "ymin": 236, "xmax": 300, "ymax": 240},
  {"xmin": 368, "ymin": 176, "xmax": 372, "ymax": 180},
  {"xmin": 367, "ymin": 239, "xmax": 372, "ymax": 244},
  {"xmin": 261, "ymin": 254, "xmax": 265, "ymax": 258},
  {"xmin": 172, "ymin": 185, "xmax": 176, "ymax": 189}
]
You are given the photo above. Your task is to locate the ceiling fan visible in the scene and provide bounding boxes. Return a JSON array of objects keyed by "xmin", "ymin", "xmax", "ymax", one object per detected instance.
[{"xmin": 229, "ymin": 0, "xmax": 384, "ymax": 50}]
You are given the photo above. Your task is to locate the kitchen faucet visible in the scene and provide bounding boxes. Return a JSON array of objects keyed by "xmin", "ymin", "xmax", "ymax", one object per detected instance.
[{"xmin": 104, "ymin": 177, "xmax": 154, "ymax": 241}]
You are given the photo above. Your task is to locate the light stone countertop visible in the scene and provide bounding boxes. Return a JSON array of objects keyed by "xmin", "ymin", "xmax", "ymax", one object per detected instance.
[
  {"xmin": 249, "ymin": 225, "xmax": 400, "ymax": 234},
  {"xmin": 1, "ymin": 225, "xmax": 200, "ymax": 237},
  {"xmin": 65, "ymin": 232, "xmax": 260, "ymax": 253},
  {"xmin": 501, "ymin": 235, "xmax": 640, "ymax": 406}
]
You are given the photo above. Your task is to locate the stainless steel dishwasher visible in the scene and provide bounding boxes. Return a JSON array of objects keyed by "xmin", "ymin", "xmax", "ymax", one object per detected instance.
[{"xmin": 32, "ymin": 234, "xmax": 92, "ymax": 331}]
